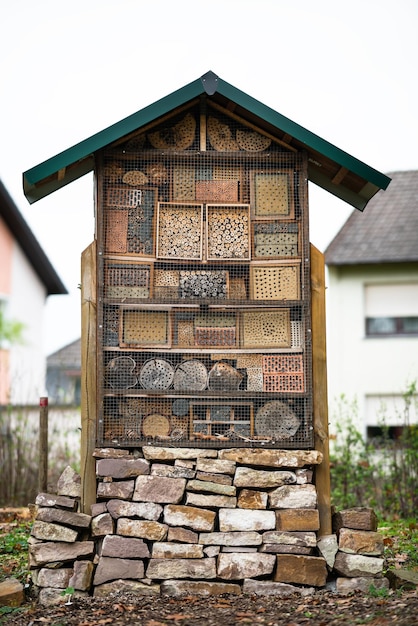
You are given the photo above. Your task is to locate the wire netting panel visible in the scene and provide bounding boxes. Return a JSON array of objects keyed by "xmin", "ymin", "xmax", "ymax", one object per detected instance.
[{"xmin": 96, "ymin": 103, "xmax": 313, "ymax": 449}]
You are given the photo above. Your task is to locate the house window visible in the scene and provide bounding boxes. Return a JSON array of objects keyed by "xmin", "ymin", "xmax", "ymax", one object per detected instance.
[
  {"xmin": 364, "ymin": 283, "xmax": 418, "ymax": 337},
  {"xmin": 366, "ymin": 316, "xmax": 418, "ymax": 336}
]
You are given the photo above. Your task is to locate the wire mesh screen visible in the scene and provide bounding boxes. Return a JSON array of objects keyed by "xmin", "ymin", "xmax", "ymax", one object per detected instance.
[{"xmin": 96, "ymin": 103, "xmax": 313, "ymax": 449}]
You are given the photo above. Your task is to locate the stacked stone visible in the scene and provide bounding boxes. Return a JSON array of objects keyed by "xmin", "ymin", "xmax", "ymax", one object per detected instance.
[
  {"xmin": 331, "ymin": 507, "xmax": 388, "ymax": 594},
  {"xmin": 90, "ymin": 445, "xmax": 327, "ymax": 597},
  {"xmin": 28, "ymin": 468, "xmax": 94, "ymax": 605}
]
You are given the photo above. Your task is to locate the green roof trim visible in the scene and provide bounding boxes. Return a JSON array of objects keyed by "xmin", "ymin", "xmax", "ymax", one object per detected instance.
[{"xmin": 23, "ymin": 71, "xmax": 390, "ymax": 209}]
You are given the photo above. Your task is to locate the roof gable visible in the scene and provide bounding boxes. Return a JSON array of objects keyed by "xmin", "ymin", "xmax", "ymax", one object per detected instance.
[
  {"xmin": 0, "ymin": 180, "xmax": 67, "ymax": 295},
  {"xmin": 325, "ymin": 170, "xmax": 418, "ymax": 266},
  {"xmin": 23, "ymin": 71, "xmax": 390, "ymax": 210}
]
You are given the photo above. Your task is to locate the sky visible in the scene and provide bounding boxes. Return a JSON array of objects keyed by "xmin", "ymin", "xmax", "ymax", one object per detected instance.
[{"xmin": 1, "ymin": 0, "xmax": 417, "ymax": 355}]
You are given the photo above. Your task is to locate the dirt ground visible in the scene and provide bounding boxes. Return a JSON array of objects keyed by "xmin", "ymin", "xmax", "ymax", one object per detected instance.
[{"xmin": 3, "ymin": 588, "xmax": 418, "ymax": 626}]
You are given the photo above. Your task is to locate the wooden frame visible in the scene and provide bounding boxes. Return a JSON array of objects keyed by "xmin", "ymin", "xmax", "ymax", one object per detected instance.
[
  {"xmin": 156, "ymin": 202, "xmax": 204, "ymax": 260},
  {"xmin": 250, "ymin": 170, "xmax": 294, "ymax": 219},
  {"xmin": 120, "ymin": 308, "xmax": 172, "ymax": 348},
  {"xmin": 104, "ymin": 187, "xmax": 158, "ymax": 257},
  {"xmin": 250, "ymin": 262, "xmax": 301, "ymax": 301},
  {"xmin": 104, "ymin": 260, "xmax": 153, "ymax": 300},
  {"xmin": 189, "ymin": 401, "xmax": 254, "ymax": 440},
  {"xmin": 252, "ymin": 220, "xmax": 300, "ymax": 259},
  {"xmin": 241, "ymin": 309, "xmax": 291, "ymax": 348},
  {"xmin": 206, "ymin": 203, "xmax": 251, "ymax": 261}
]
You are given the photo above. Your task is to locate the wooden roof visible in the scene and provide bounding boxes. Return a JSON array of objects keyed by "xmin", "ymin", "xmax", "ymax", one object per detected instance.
[
  {"xmin": 23, "ymin": 71, "xmax": 390, "ymax": 211},
  {"xmin": 0, "ymin": 180, "xmax": 67, "ymax": 295},
  {"xmin": 325, "ymin": 170, "xmax": 418, "ymax": 266}
]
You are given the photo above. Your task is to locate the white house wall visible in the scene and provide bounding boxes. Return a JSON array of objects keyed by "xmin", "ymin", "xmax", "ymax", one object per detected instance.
[
  {"xmin": 8, "ymin": 240, "xmax": 47, "ymax": 403},
  {"xmin": 326, "ymin": 263, "xmax": 418, "ymax": 438}
]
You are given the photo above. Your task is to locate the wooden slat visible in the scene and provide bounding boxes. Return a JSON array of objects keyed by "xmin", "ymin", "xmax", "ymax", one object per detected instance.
[
  {"xmin": 80, "ymin": 240, "xmax": 97, "ymax": 515},
  {"xmin": 310, "ymin": 243, "xmax": 331, "ymax": 536},
  {"xmin": 332, "ymin": 166, "xmax": 349, "ymax": 185}
]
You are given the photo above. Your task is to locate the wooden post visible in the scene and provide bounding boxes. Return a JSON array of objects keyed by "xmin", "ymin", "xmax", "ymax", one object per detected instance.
[
  {"xmin": 310, "ymin": 244, "xmax": 332, "ymax": 536},
  {"xmin": 80, "ymin": 241, "xmax": 97, "ymax": 514},
  {"xmin": 38, "ymin": 396, "xmax": 48, "ymax": 493}
]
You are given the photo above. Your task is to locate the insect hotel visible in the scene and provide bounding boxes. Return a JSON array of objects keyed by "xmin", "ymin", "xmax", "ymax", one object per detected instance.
[{"xmin": 24, "ymin": 72, "xmax": 390, "ymax": 595}]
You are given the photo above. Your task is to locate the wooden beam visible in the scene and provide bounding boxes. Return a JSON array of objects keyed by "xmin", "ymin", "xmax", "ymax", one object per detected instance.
[
  {"xmin": 310, "ymin": 243, "xmax": 332, "ymax": 536},
  {"xmin": 332, "ymin": 166, "xmax": 348, "ymax": 186},
  {"xmin": 80, "ymin": 240, "xmax": 97, "ymax": 514}
]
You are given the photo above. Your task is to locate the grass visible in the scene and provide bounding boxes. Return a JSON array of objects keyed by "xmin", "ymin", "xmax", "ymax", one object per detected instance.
[
  {"xmin": 0, "ymin": 515, "xmax": 32, "ymax": 585},
  {"xmin": 378, "ymin": 518, "xmax": 418, "ymax": 572}
]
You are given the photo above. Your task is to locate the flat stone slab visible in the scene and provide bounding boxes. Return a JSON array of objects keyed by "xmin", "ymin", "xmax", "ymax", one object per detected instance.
[
  {"xmin": 133, "ymin": 475, "xmax": 186, "ymax": 504},
  {"xmin": 195, "ymin": 458, "xmax": 236, "ymax": 475},
  {"xmin": 36, "ymin": 507, "xmax": 91, "ymax": 529},
  {"xmin": 29, "ymin": 541, "xmax": 95, "ymax": 567},
  {"xmin": 269, "ymin": 484, "xmax": 318, "ymax": 509},
  {"xmin": 107, "ymin": 499, "xmax": 163, "ymax": 521},
  {"xmin": 186, "ymin": 479, "xmax": 236, "ymax": 496},
  {"xmin": 96, "ymin": 457, "xmax": 150, "ymax": 479},
  {"xmin": 333, "ymin": 507, "xmax": 378, "ymax": 532},
  {"xmin": 336, "ymin": 576, "xmax": 390, "ymax": 594},
  {"xmin": 117, "ymin": 518, "xmax": 168, "ymax": 541},
  {"xmin": 333, "ymin": 552, "xmax": 384, "ymax": 578},
  {"xmin": 218, "ymin": 448, "xmax": 323, "ymax": 468},
  {"xmin": 199, "ymin": 531, "xmax": 262, "ymax": 546},
  {"xmin": 164, "ymin": 505, "xmax": 216, "ymax": 532},
  {"xmin": 386, "ymin": 568, "xmax": 418, "ymax": 590},
  {"xmin": 234, "ymin": 467, "xmax": 296, "ymax": 488},
  {"xmin": 161, "ymin": 580, "xmax": 241, "ymax": 596},
  {"xmin": 97, "ymin": 480, "xmax": 135, "ymax": 500},
  {"xmin": 37, "ymin": 568, "xmax": 73, "ymax": 589},
  {"xmin": 151, "ymin": 464, "xmax": 196, "ymax": 479},
  {"xmin": 243, "ymin": 579, "xmax": 315, "ymax": 596},
  {"xmin": 93, "ymin": 556, "xmax": 145, "ymax": 585},
  {"xmin": 338, "ymin": 528, "xmax": 384, "ymax": 556},
  {"xmin": 35, "ymin": 493, "xmax": 76, "ymax": 510},
  {"xmin": 151, "ymin": 542, "xmax": 204, "ymax": 559},
  {"xmin": 94, "ymin": 579, "xmax": 160, "ymax": 597},
  {"xmin": 276, "ymin": 508, "xmax": 320, "ymax": 531},
  {"xmin": 101, "ymin": 534, "xmax": 150, "ymax": 559},
  {"xmin": 31, "ymin": 521, "xmax": 78, "ymax": 543},
  {"xmin": 275, "ymin": 554, "xmax": 328, "ymax": 587},
  {"xmin": 217, "ymin": 553, "xmax": 275, "ymax": 580},
  {"xmin": 218, "ymin": 508, "xmax": 275, "ymax": 532},
  {"xmin": 143, "ymin": 447, "xmax": 217, "ymax": 461},
  {"xmin": 0, "ymin": 578, "xmax": 24, "ymax": 607},
  {"xmin": 146, "ymin": 558, "xmax": 216, "ymax": 580},
  {"xmin": 185, "ymin": 492, "xmax": 237, "ymax": 509},
  {"xmin": 262, "ymin": 531, "xmax": 317, "ymax": 547}
]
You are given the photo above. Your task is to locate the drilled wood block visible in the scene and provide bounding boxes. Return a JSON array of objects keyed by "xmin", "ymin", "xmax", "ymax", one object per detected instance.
[
  {"xmin": 241, "ymin": 310, "xmax": 291, "ymax": 348},
  {"xmin": 250, "ymin": 264, "xmax": 300, "ymax": 300},
  {"xmin": 172, "ymin": 166, "xmax": 195, "ymax": 201},
  {"xmin": 251, "ymin": 171, "xmax": 294, "ymax": 218},
  {"xmin": 121, "ymin": 310, "xmax": 171, "ymax": 347}
]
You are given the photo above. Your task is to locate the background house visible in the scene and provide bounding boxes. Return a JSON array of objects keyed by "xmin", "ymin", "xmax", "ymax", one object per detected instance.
[
  {"xmin": 325, "ymin": 170, "xmax": 418, "ymax": 439},
  {"xmin": 0, "ymin": 180, "xmax": 67, "ymax": 404},
  {"xmin": 46, "ymin": 338, "xmax": 81, "ymax": 405}
]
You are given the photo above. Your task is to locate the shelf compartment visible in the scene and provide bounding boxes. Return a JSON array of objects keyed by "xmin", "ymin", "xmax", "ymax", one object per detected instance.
[
  {"xmin": 252, "ymin": 221, "xmax": 299, "ymax": 259},
  {"xmin": 120, "ymin": 309, "xmax": 172, "ymax": 348},
  {"xmin": 250, "ymin": 170, "xmax": 294, "ymax": 219},
  {"xmin": 156, "ymin": 202, "xmax": 203, "ymax": 260},
  {"xmin": 250, "ymin": 263, "xmax": 301, "ymax": 301},
  {"xmin": 104, "ymin": 187, "xmax": 157, "ymax": 256},
  {"xmin": 241, "ymin": 309, "xmax": 291, "ymax": 349},
  {"xmin": 206, "ymin": 204, "xmax": 250, "ymax": 260},
  {"xmin": 104, "ymin": 260, "xmax": 153, "ymax": 300},
  {"xmin": 190, "ymin": 401, "xmax": 254, "ymax": 440}
]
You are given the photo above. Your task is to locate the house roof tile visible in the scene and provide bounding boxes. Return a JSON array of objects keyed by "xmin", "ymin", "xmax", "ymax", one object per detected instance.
[{"xmin": 324, "ymin": 170, "xmax": 418, "ymax": 266}]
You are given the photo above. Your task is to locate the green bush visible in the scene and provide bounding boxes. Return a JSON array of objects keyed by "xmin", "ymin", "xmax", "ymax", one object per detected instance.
[{"xmin": 330, "ymin": 384, "xmax": 418, "ymax": 519}]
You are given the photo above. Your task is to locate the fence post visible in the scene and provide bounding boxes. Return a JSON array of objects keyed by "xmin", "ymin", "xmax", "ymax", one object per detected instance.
[{"xmin": 39, "ymin": 396, "xmax": 48, "ymax": 493}]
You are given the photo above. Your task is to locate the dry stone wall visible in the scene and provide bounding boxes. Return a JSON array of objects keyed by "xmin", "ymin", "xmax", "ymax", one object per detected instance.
[{"xmin": 27, "ymin": 449, "xmax": 388, "ymax": 604}]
